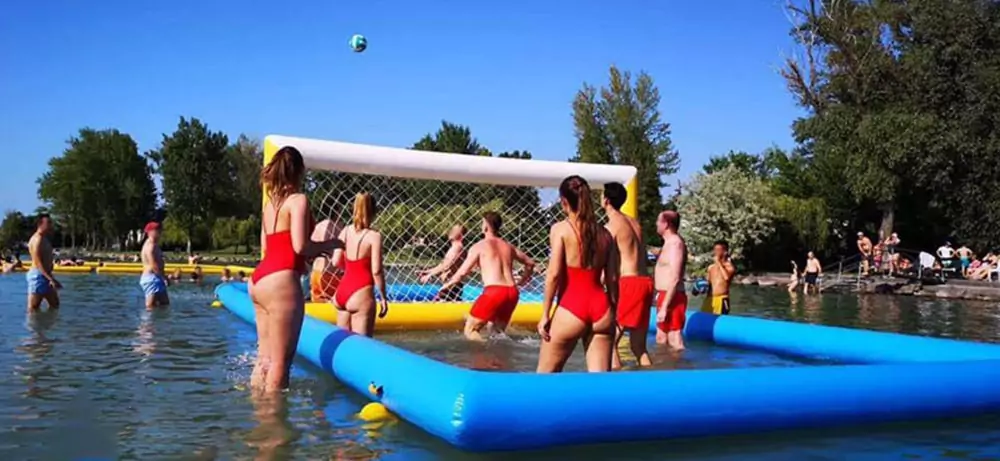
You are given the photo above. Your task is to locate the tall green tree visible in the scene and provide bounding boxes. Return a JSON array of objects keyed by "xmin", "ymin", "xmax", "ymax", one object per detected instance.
[
  {"xmin": 571, "ymin": 65, "xmax": 679, "ymax": 242},
  {"xmin": 147, "ymin": 117, "xmax": 231, "ymax": 253},
  {"xmin": 37, "ymin": 128, "xmax": 156, "ymax": 249},
  {"xmin": 0, "ymin": 210, "xmax": 29, "ymax": 252},
  {"xmin": 226, "ymin": 135, "xmax": 264, "ymax": 219}
]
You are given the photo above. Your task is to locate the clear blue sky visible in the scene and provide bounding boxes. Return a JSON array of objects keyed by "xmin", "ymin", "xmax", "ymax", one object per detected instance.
[{"xmin": 0, "ymin": 0, "xmax": 802, "ymax": 213}]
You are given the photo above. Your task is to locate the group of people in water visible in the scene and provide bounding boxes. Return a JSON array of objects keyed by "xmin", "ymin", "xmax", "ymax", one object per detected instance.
[{"xmin": 21, "ymin": 145, "xmax": 738, "ymax": 393}]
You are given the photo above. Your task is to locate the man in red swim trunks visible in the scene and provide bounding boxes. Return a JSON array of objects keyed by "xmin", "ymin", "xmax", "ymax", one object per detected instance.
[
  {"xmin": 438, "ymin": 211, "xmax": 536, "ymax": 341},
  {"xmin": 602, "ymin": 182, "xmax": 654, "ymax": 369},
  {"xmin": 655, "ymin": 210, "xmax": 688, "ymax": 350}
]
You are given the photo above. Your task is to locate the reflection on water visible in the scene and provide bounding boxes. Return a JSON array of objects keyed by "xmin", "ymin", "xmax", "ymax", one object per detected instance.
[{"xmin": 0, "ymin": 274, "xmax": 999, "ymax": 460}]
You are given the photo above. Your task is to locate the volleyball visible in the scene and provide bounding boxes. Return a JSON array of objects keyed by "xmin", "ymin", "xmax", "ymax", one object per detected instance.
[{"xmin": 349, "ymin": 34, "xmax": 368, "ymax": 53}]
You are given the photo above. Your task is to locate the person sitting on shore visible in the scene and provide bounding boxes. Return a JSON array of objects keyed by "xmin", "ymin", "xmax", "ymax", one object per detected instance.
[{"xmin": 968, "ymin": 254, "xmax": 997, "ymax": 280}]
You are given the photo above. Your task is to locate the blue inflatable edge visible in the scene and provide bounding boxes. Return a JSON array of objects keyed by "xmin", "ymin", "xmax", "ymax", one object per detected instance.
[{"xmin": 216, "ymin": 282, "xmax": 1000, "ymax": 451}]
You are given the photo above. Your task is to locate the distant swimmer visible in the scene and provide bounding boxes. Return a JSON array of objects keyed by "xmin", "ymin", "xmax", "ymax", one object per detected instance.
[
  {"xmin": 438, "ymin": 212, "xmax": 535, "ymax": 341},
  {"xmin": 702, "ymin": 240, "xmax": 736, "ymax": 315},
  {"xmin": 333, "ymin": 193, "xmax": 390, "ymax": 337},
  {"xmin": 26, "ymin": 214, "xmax": 60, "ymax": 311},
  {"xmin": 537, "ymin": 176, "xmax": 618, "ymax": 373},
  {"xmin": 803, "ymin": 251, "xmax": 822, "ymax": 294},
  {"xmin": 601, "ymin": 182, "xmax": 654, "ymax": 369},
  {"xmin": 418, "ymin": 224, "xmax": 466, "ymax": 301},
  {"xmin": 310, "ymin": 220, "xmax": 344, "ymax": 302},
  {"xmin": 139, "ymin": 221, "xmax": 170, "ymax": 309},
  {"xmin": 654, "ymin": 210, "xmax": 687, "ymax": 350}
]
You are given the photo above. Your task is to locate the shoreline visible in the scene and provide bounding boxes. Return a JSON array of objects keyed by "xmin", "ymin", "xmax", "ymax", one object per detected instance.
[{"xmin": 738, "ymin": 273, "xmax": 1000, "ymax": 302}]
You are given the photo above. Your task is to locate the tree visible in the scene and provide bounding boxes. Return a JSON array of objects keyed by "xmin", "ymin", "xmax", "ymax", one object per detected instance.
[
  {"xmin": 0, "ymin": 210, "xmax": 29, "ymax": 252},
  {"xmin": 571, "ymin": 65, "xmax": 679, "ymax": 242},
  {"xmin": 225, "ymin": 135, "xmax": 264, "ymax": 219},
  {"xmin": 675, "ymin": 165, "xmax": 776, "ymax": 268},
  {"xmin": 147, "ymin": 117, "xmax": 231, "ymax": 253},
  {"xmin": 37, "ymin": 128, "xmax": 156, "ymax": 249}
]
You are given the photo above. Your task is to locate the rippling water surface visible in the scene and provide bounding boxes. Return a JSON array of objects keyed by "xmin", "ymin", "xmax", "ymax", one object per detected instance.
[{"xmin": 1, "ymin": 273, "xmax": 999, "ymax": 460}]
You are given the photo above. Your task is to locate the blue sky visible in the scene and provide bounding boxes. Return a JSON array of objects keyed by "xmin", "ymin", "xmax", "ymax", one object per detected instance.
[{"xmin": 1, "ymin": 0, "xmax": 803, "ymax": 213}]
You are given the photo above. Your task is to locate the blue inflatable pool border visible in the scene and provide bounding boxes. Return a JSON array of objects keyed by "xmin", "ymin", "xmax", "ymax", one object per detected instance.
[{"xmin": 215, "ymin": 283, "xmax": 1000, "ymax": 451}]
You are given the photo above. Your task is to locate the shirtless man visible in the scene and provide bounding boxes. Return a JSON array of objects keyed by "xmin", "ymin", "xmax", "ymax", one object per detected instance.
[
  {"xmin": 803, "ymin": 251, "xmax": 822, "ymax": 294},
  {"xmin": 857, "ymin": 232, "xmax": 873, "ymax": 277},
  {"xmin": 419, "ymin": 224, "xmax": 466, "ymax": 301},
  {"xmin": 26, "ymin": 214, "xmax": 60, "ymax": 311},
  {"xmin": 703, "ymin": 240, "xmax": 736, "ymax": 315},
  {"xmin": 654, "ymin": 210, "xmax": 688, "ymax": 350},
  {"xmin": 602, "ymin": 182, "xmax": 654, "ymax": 369},
  {"xmin": 139, "ymin": 221, "xmax": 170, "ymax": 309},
  {"xmin": 438, "ymin": 212, "xmax": 535, "ymax": 340},
  {"xmin": 955, "ymin": 244, "xmax": 974, "ymax": 277}
]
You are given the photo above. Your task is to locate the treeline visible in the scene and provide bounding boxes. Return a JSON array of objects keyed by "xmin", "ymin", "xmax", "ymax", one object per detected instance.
[{"xmin": 7, "ymin": 118, "xmax": 264, "ymax": 254}]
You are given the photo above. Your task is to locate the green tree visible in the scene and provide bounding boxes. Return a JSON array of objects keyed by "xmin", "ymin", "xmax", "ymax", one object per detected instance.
[
  {"xmin": 571, "ymin": 65, "xmax": 679, "ymax": 242},
  {"xmin": 0, "ymin": 210, "xmax": 29, "ymax": 252},
  {"xmin": 147, "ymin": 117, "xmax": 231, "ymax": 253},
  {"xmin": 37, "ymin": 128, "xmax": 156, "ymax": 249},
  {"xmin": 226, "ymin": 135, "xmax": 264, "ymax": 219},
  {"xmin": 675, "ymin": 165, "xmax": 777, "ymax": 268}
]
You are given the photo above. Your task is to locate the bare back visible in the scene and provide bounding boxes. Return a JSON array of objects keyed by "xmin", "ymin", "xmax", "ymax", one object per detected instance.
[
  {"xmin": 605, "ymin": 212, "xmax": 646, "ymax": 277},
  {"xmin": 654, "ymin": 232, "xmax": 686, "ymax": 292},
  {"xmin": 474, "ymin": 237, "xmax": 518, "ymax": 287},
  {"xmin": 28, "ymin": 232, "xmax": 53, "ymax": 274},
  {"xmin": 558, "ymin": 220, "xmax": 612, "ymax": 271},
  {"xmin": 340, "ymin": 226, "xmax": 377, "ymax": 260}
]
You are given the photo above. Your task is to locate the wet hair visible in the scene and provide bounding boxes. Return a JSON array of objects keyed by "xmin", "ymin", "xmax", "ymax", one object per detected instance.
[
  {"xmin": 714, "ymin": 240, "xmax": 729, "ymax": 251},
  {"xmin": 237, "ymin": 271, "xmax": 246, "ymax": 277},
  {"xmin": 261, "ymin": 146, "xmax": 305, "ymax": 202},
  {"xmin": 352, "ymin": 192, "xmax": 377, "ymax": 230},
  {"xmin": 559, "ymin": 175, "xmax": 600, "ymax": 268},
  {"xmin": 37, "ymin": 214, "xmax": 51, "ymax": 227},
  {"xmin": 603, "ymin": 182, "xmax": 627, "ymax": 210},
  {"xmin": 659, "ymin": 210, "xmax": 680, "ymax": 230},
  {"xmin": 483, "ymin": 211, "xmax": 503, "ymax": 234}
]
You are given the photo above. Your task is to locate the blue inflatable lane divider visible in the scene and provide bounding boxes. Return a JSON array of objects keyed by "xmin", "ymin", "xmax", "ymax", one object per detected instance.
[{"xmin": 216, "ymin": 283, "xmax": 1000, "ymax": 452}]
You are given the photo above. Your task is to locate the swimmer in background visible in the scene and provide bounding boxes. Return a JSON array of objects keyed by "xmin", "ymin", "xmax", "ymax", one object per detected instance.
[
  {"xmin": 235, "ymin": 271, "xmax": 246, "ymax": 283},
  {"xmin": 168, "ymin": 268, "xmax": 182, "ymax": 282},
  {"xmin": 788, "ymin": 260, "xmax": 800, "ymax": 293},
  {"xmin": 601, "ymin": 182, "xmax": 654, "ymax": 369},
  {"xmin": 418, "ymin": 224, "xmax": 466, "ymax": 301},
  {"xmin": 190, "ymin": 266, "xmax": 203, "ymax": 284},
  {"xmin": 654, "ymin": 210, "xmax": 687, "ymax": 350},
  {"xmin": 310, "ymin": 220, "xmax": 343, "ymax": 302},
  {"xmin": 803, "ymin": 251, "xmax": 822, "ymax": 294},
  {"xmin": 702, "ymin": 240, "xmax": 735, "ymax": 315},
  {"xmin": 221, "ymin": 268, "xmax": 233, "ymax": 282},
  {"xmin": 26, "ymin": 214, "xmax": 60, "ymax": 311},
  {"xmin": 139, "ymin": 222, "xmax": 170, "ymax": 309},
  {"xmin": 438, "ymin": 212, "xmax": 535, "ymax": 341},
  {"xmin": 537, "ymin": 176, "xmax": 618, "ymax": 373}
]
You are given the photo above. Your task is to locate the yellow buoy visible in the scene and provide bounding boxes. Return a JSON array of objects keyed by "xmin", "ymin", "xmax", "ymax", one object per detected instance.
[
  {"xmin": 358, "ymin": 402, "xmax": 391, "ymax": 422},
  {"xmin": 210, "ymin": 300, "xmax": 222, "ymax": 308}
]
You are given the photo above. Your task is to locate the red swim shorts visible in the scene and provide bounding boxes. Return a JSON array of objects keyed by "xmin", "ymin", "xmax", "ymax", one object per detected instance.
[
  {"xmin": 656, "ymin": 291, "xmax": 688, "ymax": 332},
  {"xmin": 617, "ymin": 276, "xmax": 654, "ymax": 329},
  {"xmin": 470, "ymin": 285, "xmax": 520, "ymax": 326}
]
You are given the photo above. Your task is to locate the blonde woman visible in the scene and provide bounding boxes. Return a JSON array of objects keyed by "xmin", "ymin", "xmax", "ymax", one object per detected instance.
[{"xmin": 333, "ymin": 193, "xmax": 389, "ymax": 336}]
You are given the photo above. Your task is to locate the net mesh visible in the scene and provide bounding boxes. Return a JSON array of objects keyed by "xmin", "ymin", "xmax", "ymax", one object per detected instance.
[{"xmin": 303, "ymin": 169, "xmax": 606, "ymax": 303}]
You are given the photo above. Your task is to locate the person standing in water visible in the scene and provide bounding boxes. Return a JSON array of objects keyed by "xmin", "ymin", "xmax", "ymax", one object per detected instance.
[
  {"xmin": 310, "ymin": 220, "xmax": 343, "ymax": 302},
  {"xmin": 601, "ymin": 182, "xmax": 654, "ymax": 369},
  {"xmin": 250, "ymin": 146, "xmax": 342, "ymax": 392},
  {"xmin": 654, "ymin": 210, "xmax": 687, "ymax": 350},
  {"xmin": 702, "ymin": 240, "xmax": 736, "ymax": 315},
  {"xmin": 438, "ymin": 212, "xmax": 535, "ymax": 341},
  {"xmin": 537, "ymin": 176, "xmax": 618, "ymax": 373},
  {"xmin": 803, "ymin": 251, "xmax": 822, "ymax": 294},
  {"xmin": 418, "ymin": 224, "xmax": 466, "ymax": 301},
  {"xmin": 26, "ymin": 214, "xmax": 60, "ymax": 311},
  {"xmin": 139, "ymin": 221, "xmax": 170, "ymax": 309},
  {"xmin": 333, "ymin": 193, "xmax": 390, "ymax": 337}
]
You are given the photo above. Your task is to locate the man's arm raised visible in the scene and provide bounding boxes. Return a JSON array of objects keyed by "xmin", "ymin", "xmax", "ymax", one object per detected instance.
[{"xmin": 420, "ymin": 242, "xmax": 462, "ymax": 282}]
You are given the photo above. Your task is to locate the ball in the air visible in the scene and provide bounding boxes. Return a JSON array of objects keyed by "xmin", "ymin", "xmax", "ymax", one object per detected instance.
[{"xmin": 349, "ymin": 34, "xmax": 368, "ymax": 53}]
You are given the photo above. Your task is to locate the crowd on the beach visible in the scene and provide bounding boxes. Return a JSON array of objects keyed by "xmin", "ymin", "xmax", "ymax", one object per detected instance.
[{"xmin": 17, "ymin": 145, "xmax": 740, "ymax": 392}]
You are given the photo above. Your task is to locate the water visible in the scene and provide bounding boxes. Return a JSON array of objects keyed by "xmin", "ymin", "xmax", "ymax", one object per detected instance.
[{"xmin": 1, "ymin": 274, "xmax": 999, "ymax": 460}]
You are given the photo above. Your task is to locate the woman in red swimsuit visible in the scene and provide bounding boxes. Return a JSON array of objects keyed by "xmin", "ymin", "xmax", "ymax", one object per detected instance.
[
  {"xmin": 249, "ymin": 146, "xmax": 341, "ymax": 392},
  {"xmin": 333, "ymin": 192, "xmax": 389, "ymax": 336},
  {"xmin": 537, "ymin": 175, "xmax": 618, "ymax": 373}
]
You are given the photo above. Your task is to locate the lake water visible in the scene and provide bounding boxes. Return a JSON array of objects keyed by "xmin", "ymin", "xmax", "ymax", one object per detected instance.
[{"xmin": 1, "ymin": 273, "xmax": 999, "ymax": 460}]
